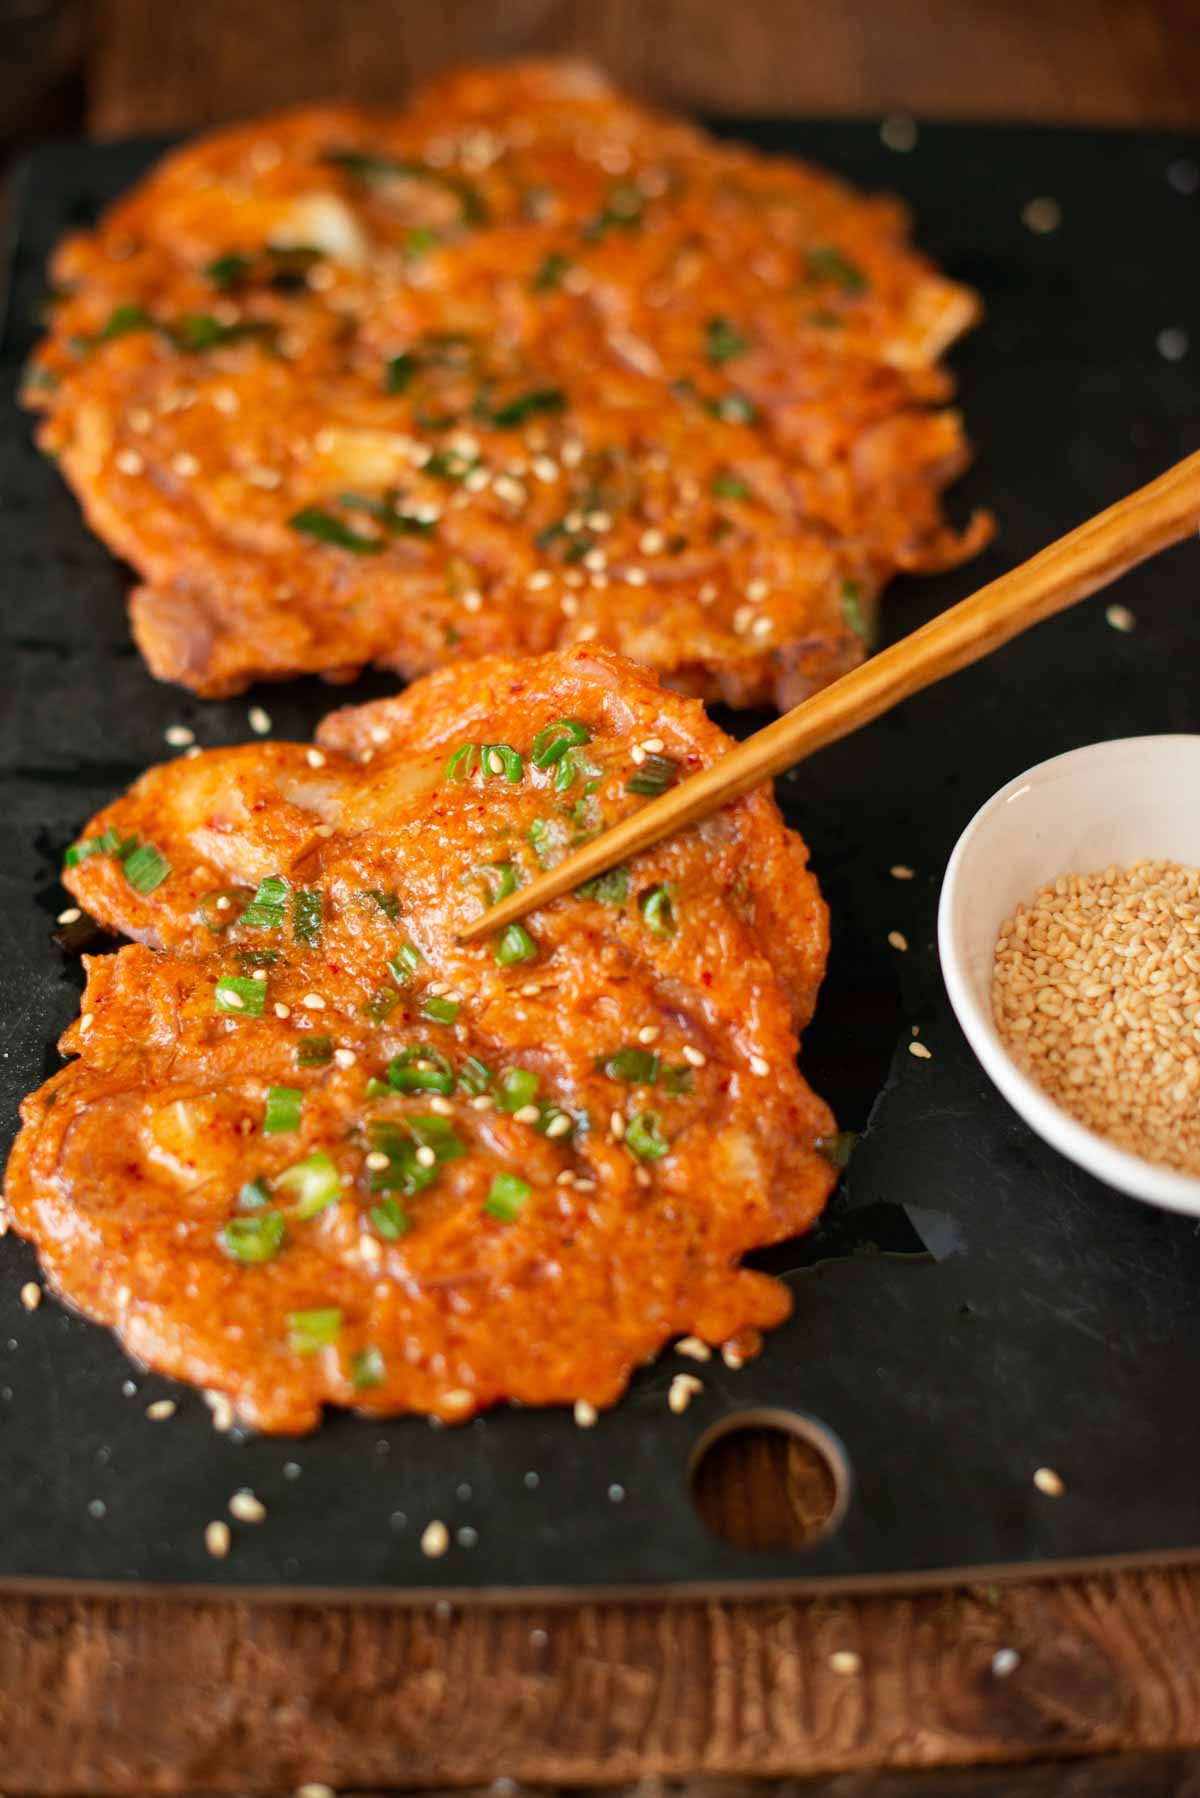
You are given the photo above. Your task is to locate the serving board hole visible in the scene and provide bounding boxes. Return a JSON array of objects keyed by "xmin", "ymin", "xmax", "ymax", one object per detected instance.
[{"xmin": 687, "ymin": 1407, "xmax": 850, "ymax": 1554}]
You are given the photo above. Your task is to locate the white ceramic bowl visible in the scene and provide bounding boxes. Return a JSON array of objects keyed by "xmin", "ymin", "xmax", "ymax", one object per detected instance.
[{"xmin": 938, "ymin": 735, "xmax": 1200, "ymax": 1216}]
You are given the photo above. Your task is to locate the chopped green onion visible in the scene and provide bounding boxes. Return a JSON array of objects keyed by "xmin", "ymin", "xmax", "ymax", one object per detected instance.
[
  {"xmin": 707, "ymin": 391, "xmax": 758, "ymax": 426},
  {"xmin": 485, "ymin": 1170, "xmax": 531, "ymax": 1221},
  {"xmin": 421, "ymin": 994, "xmax": 460, "ymax": 1025},
  {"xmin": 215, "ymin": 974, "xmax": 267, "ymax": 1017},
  {"xmin": 583, "ymin": 184, "xmax": 644, "ymax": 240},
  {"xmin": 495, "ymin": 1068, "xmax": 539, "ymax": 1112},
  {"xmin": 238, "ymin": 1178, "xmax": 271, "ymax": 1210},
  {"xmin": 639, "ymin": 884, "xmax": 676, "ymax": 937},
  {"xmin": 359, "ymin": 887, "xmax": 400, "ymax": 920},
  {"xmin": 599, "ymin": 1047, "xmax": 660, "ymax": 1084},
  {"xmin": 340, "ymin": 490, "xmax": 435, "ymax": 537},
  {"xmin": 484, "ymin": 387, "xmax": 566, "ymax": 430},
  {"xmin": 481, "ymin": 743, "xmax": 523, "ymax": 782},
  {"xmin": 807, "ymin": 245, "xmax": 868, "ymax": 294},
  {"xmin": 386, "ymin": 941, "xmax": 424, "ymax": 984},
  {"xmin": 445, "ymin": 742, "xmax": 478, "ymax": 781},
  {"xmin": 220, "ymin": 1211, "xmax": 286, "ymax": 1263},
  {"xmin": 364, "ymin": 1077, "xmax": 391, "ymax": 1099},
  {"xmin": 576, "ymin": 864, "xmax": 629, "ymax": 904},
  {"xmin": 290, "ymin": 506, "xmax": 385, "ymax": 554},
  {"xmin": 529, "ymin": 815, "xmax": 570, "ymax": 870},
  {"xmin": 352, "ymin": 1346, "xmax": 386, "ymax": 1388},
  {"xmin": 97, "ymin": 303, "xmax": 154, "ymax": 342},
  {"xmin": 661, "ymin": 1064, "xmax": 695, "ymax": 1096},
  {"xmin": 205, "ymin": 253, "xmax": 253, "ymax": 290},
  {"xmin": 286, "ymin": 1307, "xmax": 342, "ymax": 1353},
  {"xmin": 367, "ymin": 1116, "xmax": 461, "ymax": 1194},
  {"xmin": 494, "ymin": 922, "xmax": 538, "ymax": 966},
  {"xmin": 705, "ymin": 316, "xmax": 749, "ymax": 364},
  {"xmin": 534, "ymin": 1104, "xmax": 574, "ymax": 1138},
  {"xmin": 408, "ymin": 1114, "xmax": 466, "ymax": 1160},
  {"xmin": 816, "ymin": 1130, "xmax": 858, "ymax": 1169},
  {"xmin": 388, "ymin": 1044, "xmax": 454, "ymax": 1095},
  {"xmin": 712, "ymin": 473, "xmax": 749, "ymax": 500},
  {"xmin": 625, "ymin": 1111, "xmax": 669, "ymax": 1161},
  {"xmin": 385, "ymin": 351, "xmax": 417, "ymax": 393},
  {"xmin": 531, "ymin": 716, "xmax": 590, "ymax": 768},
  {"xmin": 320, "ymin": 149, "xmax": 487, "ymax": 225},
  {"xmin": 533, "ymin": 251, "xmax": 572, "ymax": 291},
  {"xmin": 292, "ymin": 887, "xmax": 323, "ymax": 946},
  {"xmin": 236, "ymin": 948, "xmax": 279, "ymax": 971},
  {"xmin": 364, "ymin": 986, "xmax": 400, "ymax": 1023},
  {"xmin": 275, "ymin": 1149, "xmax": 341, "ymax": 1218},
  {"xmin": 198, "ymin": 887, "xmax": 249, "ymax": 933},
  {"xmin": 626, "ymin": 754, "xmax": 679, "ymax": 797},
  {"xmin": 238, "ymin": 873, "xmax": 289, "ymax": 930},
  {"xmin": 369, "ymin": 1197, "xmax": 409, "ymax": 1240},
  {"xmin": 470, "ymin": 861, "xmax": 519, "ymax": 906},
  {"xmin": 297, "ymin": 1036, "xmax": 333, "ymax": 1068},
  {"xmin": 63, "ymin": 826, "xmax": 123, "ymax": 868},
  {"xmin": 264, "ymin": 1085, "xmax": 303, "ymax": 1134},
  {"xmin": 839, "ymin": 577, "xmax": 872, "ymax": 646},
  {"xmin": 458, "ymin": 1056, "xmax": 493, "ymax": 1096},
  {"xmin": 121, "ymin": 842, "xmax": 170, "ymax": 893},
  {"xmin": 424, "ymin": 447, "xmax": 479, "ymax": 482},
  {"xmin": 169, "ymin": 313, "xmax": 275, "ymax": 352}
]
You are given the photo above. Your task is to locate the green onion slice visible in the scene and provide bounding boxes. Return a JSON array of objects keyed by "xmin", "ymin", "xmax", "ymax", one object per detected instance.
[
  {"xmin": 445, "ymin": 742, "xmax": 478, "ymax": 781},
  {"xmin": 264, "ymin": 1085, "xmax": 303, "ymax": 1134},
  {"xmin": 639, "ymin": 884, "xmax": 676, "ymax": 937},
  {"xmin": 481, "ymin": 743, "xmax": 523, "ymax": 782},
  {"xmin": 458, "ymin": 1056, "xmax": 493, "ymax": 1096},
  {"xmin": 276, "ymin": 1149, "xmax": 341, "ymax": 1218},
  {"xmin": 122, "ymin": 842, "xmax": 171, "ymax": 894},
  {"xmin": 238, "ymin": 874, "xmax": 289, "ymax": 931},
  {"xmin": 198, "ymin": 887, "xmax": 250, "ymax": 933},
  {"xmin": 63, "ymin": 826, "xmax": 123, "ymax": 868},
  {"xmin": 625, "ymin": 1111, "xmax": 670, "ymax": 1161},
  {"xmin": 626, "ymin": 754, "xmax": 679, "ymax": 797},
  {"xmin": 576, "ymin": 864, "xmax": 629, "ymax": 904},
  {"xmin": 807, "ymin": 244, "xmax": 868, "ymax": 294},
  {"xmin": 387, "ymin": 1044, "xmax": 454, "ymax": 1095},
  {"xmin": 292, "ymin": 887, "xmax": 323, "ymax": 946},
  {"xmin": 421, "ymin": 994, "xmax": 460, "ymax": 1025},
  {"xmin": 237, "ymin": 1178, "xmax": 271, "ymax": 1210},
  {"xmin": 531, "ymin": 716, "xmax": 590, "ymax": 768},
  {"xmin": 705, "ymin": 316, "xmax": 749, "ymax": 364},
  {"xmin": 599, "ymin": 1046, "xmax": 660, "ymax": 1084},
  {"xmin": 359, "ymin": 887, "xmax": 400, "ymax": 920},
  {"xmin": 286, "ymin": 1307, "xmax": 342, "ymax": 1354},
  {"xmin": 369, "ymin": 1196, "xmax": 409, "ymax": 1240},
  {"xmin": 485, "ymin": 1170, "xmax": 531, "ymax": 1221},
  {"xmin": 352, "ymin": 1346, "xmax": 386, "ymax": 1388},
  {"xmin": 297, "ymin": 1036, "xmax": 334, "ymax": 1068},
  {"xmin": 290, "ymin": 506, "xmax": 385, "ymax": 554},
  {"xmin": 470, "ymin": 861, "xmax": 519, "ymax": 906},
  {"xmin": 214, "ymin": 974, "xmax": 267, "ymax": 1017},
  {"xmin": 494, "ymin": 923, "xmax": 538, "ymax": 966},
  {"xmin": 386, "ymin": 941, "xmax": 424, "ymax": 985},
  {"xmin": 220, "ymin": 1211, "xmax": 286, "ymax": 1263},
  {"xmin": 495, "ymin": 1067, "xmax": 539, "ymax": 1112}
]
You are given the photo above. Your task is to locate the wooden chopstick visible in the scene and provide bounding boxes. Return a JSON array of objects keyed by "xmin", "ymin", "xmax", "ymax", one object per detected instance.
[{"xmin": 459, "ymin": 449, "xmax": 1200, "ymax": 944}]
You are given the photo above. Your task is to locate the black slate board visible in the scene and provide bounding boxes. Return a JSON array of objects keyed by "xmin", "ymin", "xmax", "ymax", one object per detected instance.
[{"xmin": 1, "ymin": 120, "xmax": 1198, "ymax": 1599}]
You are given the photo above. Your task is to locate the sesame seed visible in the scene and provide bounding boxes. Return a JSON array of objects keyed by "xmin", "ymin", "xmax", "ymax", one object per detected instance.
[
  {"xmin": 365, "ymin": 1151, "xmax": 390, "ymax": 1171},
  {"xmin": 115, "ymin": 448, "xmax": 144, "ymax": 475},
  {"xmin": 443, "ymin": 1388, "xmax": 473, "ymax": 1414},
  {"xmin": 79, "ymin": 1014, "xmax": 93, "ymax": 1034},
  {"xmin": 891, "ymin": 864, "xmax": 915, "ymax": 880},
  {"xmin": 301, "ymin": 993, "xmax": 326, "ymax": 1010},
  {"xmin": 305, "ymin": 748, "xmax": 327, "ymax": 770},
  {"xmin": 1021, "ymin": 196, "xmax": 1062, "ymax": 235},
  {"xmin": 583, "ymin": 548, "xmax": 607, "ymax": 573},
  {"xmin": 526, "ymin": 569, "xmax": 553, "ymax": 591},
  {"xmin": 637, "ymin": 1025, "xmax": 661, "ymax": 1044},
  {"xmin": 573, "ymin": 1399, "xmax": 598, "ymax": 1428},
  {"xmin": 750, "ymin": 616, "xmax": 773, "ymax": 639},
  {"xmin": 1034, "ymin": 1466, "xmax": 1065, "ymax": 1497},
  {"xmin": 668, "ymin": 1373, "xmax": 703, "ymax": 1414},
  {"xmin": 274, "ymin": 1003, "xmax": 291, "ymax": 1019},
  {"xmin": 560, "ymin": 594, "xmax": 579, "ymax": 618},
  {"xmin": 732, "ymin": 605, "xmax": 754, "ymax": 634},
  {"xmin": 313, "ymin": 824, "xmax": 335, "ymax": 838},
  {"xmin": 629, "ymin": 744, "xmax": 646, "ymax": 765},
  {"xmin": 146, "ymin": 1399, "xmax": 176, "ymax": 1420},
  {"xmin": 229, "ymin": 1490, "xmax": 266, "ymax": 1523},
  {"xmin": 333, "ymin": 1048, "xmax": 356, "ymax": 1069},
  {"xmin": 415, "ymin": 1145, "xmax": 437, "ymax": 1169},
  {"xmin": 211, "ymin": 388, "xmax": 239, "ymax": 415},
  {"xmin": 464, "ymin": 467, "xmax": 490, "ymax": 493},
  {"xmin": 545, "ymin": 1113, "xmax": 573, "ymax": 1138},
  {"xmin": 251, "ymin": 967, "xmax": 268, "ymax": 981},
  {"xmin": 421, "ymin": 1519, "xmax": 450, "ymax": 1557},
  {"xmin": 205, "ymin": 1391, "xmax": 235, "ymax": 1432},
  {"xmin": 426, "ymin": 1095, "xmax": 453, "ymax": 1116},
  {"xmin": 560, "ymin": 440, "xmax": 584, "ymax": 468},
  {"xmin": 512, "ymin": 1104, "xmax": 540, "ymax": 1125},
  {"xmin": 205, "ymin": 1520, "xmax": 231, "ymax": 1559},
  {"xmin": 880, "ymin": 112, "xmax": 918, "ymax": 152},
  {"xmin": 171, "ymin": 452, "xmax": 200, "ymax": 478},
  {"xmin": 640, "ymin": 736, "xmax": 665, "ymax": 754},
  {"xmin": 634, "ymin": 1166, "xmax": 652, "ymax": 1188},
  {"xmin": 746, "ymin": 578, "xmax": 769, "ymax": 601},
  {"xmin": 722, "ymin": 1343, "xmax": 745, "ymax": 1370},
  {"xmin": 462, "ymin": 589, "xmax": 483, "ymax": 613},
  {"xmin": 624, "ymin": 567, "xmax": 647, "ymax": 587},
  {"xmin": 165, "ymin": 724, "xmax": 195, "ymax": 747},
  {"xmin": 128, "ymin": 407, "xmax": 153, "ymax": 432},
  {"xmin": 359, "ymin": 1235, "xmax": 382, "ymax": 1265},
  {"xmin": 909, "ymin": 1041, "xmax": 932, "ymax": 1060},
  {"xmin": 888, "ymin": 930, "xmax": 909, "ymax": 951},
  {"xmin": 221, "ymin": 989, "xmax": 245, "ymax": 1010},
  {"xmin": 682, "ymin": 1046, "xmax": 706, "ymax": 1067},
  {"xmin": 610, "ymin": 1110, "xmax": 626, "ymax": 1140},
  {"xmin": 829, "ymin": 1650, "xmax": 862, "ymax": 1676},
  {"xmin": 1106, "ymin": 603, "xmax": 1136, "ymax": 632},
  {"xmin": 749, "ymin": 1055, "xmax": 770, "ymax": 1076},
  {"xmin": 20, "ymin": 1282, "xmax": 41, "ymax": 1311},
  {"xmin": 585, "ymin": 510, "xmax": 612, "ymax": 532},
  {"xmin": 471, "ymin": 1094, "xmax": 493, "ymax": 1111},
  {"xmin": 246, "ymin": 464, "xmax": 282, "ymax": 490},
  {"xmin": 57, "ymin": 906, "xmax": 82, "ymax": 925},
  {"xmin": 1158, "ymin": 327, "xmax": 1189, "ymax": 362},
  {"xmin": 248, "ymin": 707, "xmax": 272, "ymax": 735},
  {"xmin": 639, "ymin": 528, "xmax": 666, "ymax": 554},
  {"xmin": 992, "ymin": 1648, "xmax": 1021, "ymax": 1678},
  {"xmin": 296, "ymin": 1785, "xmax": 335, "ymax": 1798},
  {"xmin": 531, "ymin": 457, "xmax": 559, "ymax": 484},
  {"xmin": 675, "ymin": 1336, "xmax": 711, "ymax": 1361}
]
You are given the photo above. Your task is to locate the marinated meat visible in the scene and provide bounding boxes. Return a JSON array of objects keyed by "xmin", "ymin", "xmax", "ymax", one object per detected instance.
[
  {"xmin": 27, "ymin": 61, "xmax": 989, "ymax": 707},
  {"xmin": 4, "ymin": 648, "xmax": 837, "ymax": 1432}
]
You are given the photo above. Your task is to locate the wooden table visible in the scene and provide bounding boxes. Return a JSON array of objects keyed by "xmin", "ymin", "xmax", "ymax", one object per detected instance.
[{"xmin": 5, "ymin": 2, "xmax": 1200, "ymax": 1790}]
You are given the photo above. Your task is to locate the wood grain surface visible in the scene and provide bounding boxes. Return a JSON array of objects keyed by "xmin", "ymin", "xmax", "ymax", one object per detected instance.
[{"xmin": 5, "ymin": 2, "xmax": 1200, "ymax": 1791}]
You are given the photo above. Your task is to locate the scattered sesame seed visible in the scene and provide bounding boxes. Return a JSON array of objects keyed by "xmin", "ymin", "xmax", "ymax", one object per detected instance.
[
  {"xmin": 888, "ymin": 930, "xmax": 909, "ymax": 951},
  {"xmin": 721, "ymin": 1343, "xmax": 745, "ymax": 1370},
  {"xmin": 20, "ymin": 1282, "xmax": 41, "ymax": 1311},
  {"xmin": 526, "ymin": 568, "xmax": 553, "ymax": 590},
  {"xmin": 115, "ymin": 448, "xmax": 144, "ymax": 475},
  {"xmin": 1021, "ymin": 196, "xmax": 1062, "ymax": 235},
  {"xmin": 171, "ymin": 451, "xmax": 200, "ymax": 478},
  {"xmin": 749, "ymin": 1055, "xmax": 770, "ymax": 1076},
  {"xmin": 246, "ymin": 464, "xmax": 282, "ymax": 490},
  {"xmin": 313, "ymin": 825, "xmax": 335, "ymax": 838},
  {"xmin": 668, "ymin": 1373, "xmax": 703, "ymax": 1414},
  {"xmin": 682, "ymin": 1046, "xmax": 706, "ymax": 1068},
  {"xmin": 573, "ymin": 1399, "xmax": 598, "ymax": 1428},
  {"xmin": 229, "ymin": 1489, "xmax": 266, "ymax": 1524},
  {"xmin": 629, "ymin": 744, "xmax": 646, "ymax": 765},
  {"xmin": 461, "ymin": 589, "xmax": 483, "ymax": 613},
  {"xmin": 221, "ymin": 989, "xmax": 246, "ymax": 1010},
  {"xmin": 992, "ymin": 1647, "xmax": 1021, "ymax": 1678},
  {"xmin": 365, "ymin": 1151, "xmax": 390, "ymax": 1171},
  {"xmin": 545, "ymin": 1114, "xmax": 573, "ymax": 1138},
  {"xmin": 750, "ymin": 616, "xmax": 773, "ymax": 640},
  {"xmin": 880, "ymin": 112, "xmax": 917, "ymax": 152},
  {"xmin": 624, "ymin": 567, "xmax": 647, "ymax": 587},
  {"xmin": 443, "ymin": 1389, "xmax": 474, "ymax": 1415},
  {"xmin": 426, "ymin": 1094, "xmax": 453, "ymax": 1116},
  {"xmin": 531, "ymin": 457, "xmax": 559, "ymax": 484},
  {"xmin": 608, "ymin": 1483, "xmax": 626, "ymax": 1503},
  {"xmin": 415, "ymin": 1145, "xmax": 437, "ymax": 1169},
  {"xmin": 79, "ymin": 1013, "xmax": 94, "ymax": 1034},
  {"xmin": 637, "ymin": 1025, "xmax": 661, "ymax": 1044},
  {"xmin": 57, "ymin": 906, "xmax": 82, "ymax": 925},
  {"xmin": 732, "ymin": 605, "xmax": 754, "ymax": 634},
  {"xmin": 640, "ymin": 736, "xmax": 665, "ymax": 754},
  {"xmin": 1106, "ymin": 603, "xmax": 1136, "ymax": 632},
  {"xmin": 274, "ymin": 1003, "xmax": 292, "ymax": 1019},
  {"xmin": 301, "ymin": 993, "xmax": 326, "ymax": 1010},
  {"xmin": 675, "ymin": 1336, "xmax": 711, "ymax": 1361},
  {"xmin": 638, "ymin": 527, "xmax": 666, "ymax": 555},
  {"xmin": 248, "ymin": 706, "xmax": 272, "ymax": 735},
  {"xmin": 1034, "ymin": 1466, "xmax": 1065, "ymax": 1497},
  {"xmin": 164, "ymin": 723, "xmax": 195, "ymax": 748},
  {"xmin": 1158, "ymin": 327, "xmax": 1189, "ymax": 362},
  {"xmin": 295, "ymin": 1785, "xmax": 335, "ymax": 1798},
  {"xmin": 306, "ymin": 748, "xmax": 326, "ymax": 769},
  {"xmin": 908, "ymin": 1041, "xmax": 932, "ymax": 1060},
  {"xmin": 211, "ymin": 388, "xmax": 240, "ymax": 415},
  {"xmin": 88, "ymin": 1498, "xmax": 107, "ymax": 1519},
  {"xmin": 251, "ymin": 968, "xmax": 268, "ymax": 981},
  {"xmin": 146, "ymin": 1399, "xmax": 177, "ymax": 1421},
  {"xmin": 421, "ymin": 1519, "xmax": 450, "ymax": 1557},
  {"xmin": 333, "ymin": 1048, "xmax": 356, "ymax": 1069},
  {"xmin": 471, "ymin": 1094, "xmax": 493, "ymax": 1111},
  {"xmin": 745, "ymin": 579, "xmax": 769, "ymax": 602},
  {"xmin": 829, "ymin": 1650, "xmax": 862, "ymax": 1676},
  {"xmin": 610, "ymin": 1110, "xmax": 626, "ymax": 1140},
  {"xmin": 128, "ymin": 406, "xmax": 153, "ymax": 433},
  {"xmin": 512, "ymin": 1103, "xmax": 540, "ymax": 1125},
  {"xmin": 205, "ymin": 1520, "xmax": 231, "ymax": 1558},
  {"xmin": 585, "ymin": 510, "xmax": 612, "ymax": 532},
  {"xmin": 457, "ymin": 1525, "xmax": 479, "ymax": 1548},
  {"xmin": 560, "ymin": 440, "xmax": 584, "ymax": 468},
  {"xmin": 205, "ymin": 1391, "xmax": 235, "ymax": 1432},
  {"xmin": 891, "ymin": 864, "xmax": 915, "ymax": 880}
]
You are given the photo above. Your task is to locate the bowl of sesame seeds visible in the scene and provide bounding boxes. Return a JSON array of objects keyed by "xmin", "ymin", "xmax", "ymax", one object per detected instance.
[{"xmin": 938, "ymin": 736, "xmax": 1200, "ymax": 1215}]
